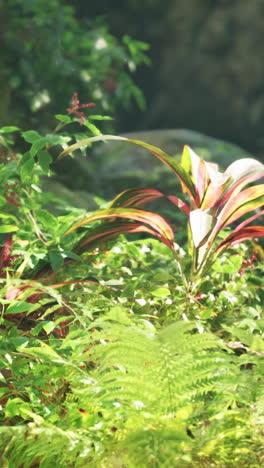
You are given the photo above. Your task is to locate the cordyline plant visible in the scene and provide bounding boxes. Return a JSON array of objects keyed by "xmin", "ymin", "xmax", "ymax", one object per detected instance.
[{"xmin": 58, "ymin": 136, "xmax": 264, "ymax": 294}]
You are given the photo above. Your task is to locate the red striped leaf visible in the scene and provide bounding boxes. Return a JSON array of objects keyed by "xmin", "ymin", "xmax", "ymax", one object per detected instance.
[
  {"xmin": 75, "ymin": 221, "xmax": 165, "ymax": 253},
  {"xmin": 215, "ymin": 185, "xmax": 264, "ymax": 230},
  {"xmin": 220, "ymin": 169, "xmax": 264, "ymax": 208},
  {"xmin": 64, "ymin": 207, "xmax": 175, "ymax": 249},
  {"xmin": 58, "ymin": 135, "xmax": 197, "ymax": 202},
  {"xmin": 228, "ymin": 209, "xmax": 264, "ymax": 236},
  {"xmin": 108, "ymin": 188, "xmax": 165, "ymax": 208},
  {"xmin": 216, "ymin": 226, "xmax": 264, "ymax": 250},
  {"xmin": 108, "ymin": 188, "xmax": 190, "ymax": 215},
  {"xmin": 181, "ymin": 146, "xmax": 209, "ymax": 204}
]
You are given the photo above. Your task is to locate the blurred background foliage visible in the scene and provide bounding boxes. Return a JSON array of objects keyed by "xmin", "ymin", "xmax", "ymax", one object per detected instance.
[
  {"xmin": 89, "ymin": 0, "xmax": 264, "ymax": 154},
  {"xmin": 0, "ymin": 0, "xmax": 149, "ymax": 131},
  {"xmin": 1, "ymin": 0, "xmax": 264, "ymax": 161}
]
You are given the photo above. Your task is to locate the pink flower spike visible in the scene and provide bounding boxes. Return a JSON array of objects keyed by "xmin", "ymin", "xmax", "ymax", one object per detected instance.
[{"xmin": 67, "ymin": 93, "xmax": 95, "ymax": 125}]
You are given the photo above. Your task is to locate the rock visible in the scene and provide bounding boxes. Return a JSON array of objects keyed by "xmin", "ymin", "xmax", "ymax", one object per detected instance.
[
  {"xmin": 54, "ymin": 128, "xmax": 251, "ymax": 200},
  {"xmin": 93, "ymin": 0, "xmax": 264, "ymax": 153},
  {"xmin": 42, "ymin": 178, "xmax": 99, "ymax": 212}
]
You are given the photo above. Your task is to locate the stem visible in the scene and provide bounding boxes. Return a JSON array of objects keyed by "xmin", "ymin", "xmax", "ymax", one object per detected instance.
[
  {"xmin": 172, "ymin": 248, "xmax": 188, "ymax": 292},
  {"xmin": 52, "ymin": 121, "xmax": 66, "ymax": 135},
  {"xmin": 26, "ymin": 210, "xmax": 47, "ymax": 245}
]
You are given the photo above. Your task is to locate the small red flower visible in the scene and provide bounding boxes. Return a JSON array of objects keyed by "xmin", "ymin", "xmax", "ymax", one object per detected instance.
[
  {"xmin": 239, "ymin": 249, "xmax": 259, "ymax": 276},
  {"xmin": 67, "ymin": 93, "xmax": 95, "ymax": 125},
  {"xmin": 4, "ymin": 182, "xmax": 21, "ymax": 207},
  {"xmin": 77, "ymin": 408, "xmax": 88, "ymax": 414},
  {"xmin": 0, "ymin": 234, "xmax": 13, "ymax": 277}
]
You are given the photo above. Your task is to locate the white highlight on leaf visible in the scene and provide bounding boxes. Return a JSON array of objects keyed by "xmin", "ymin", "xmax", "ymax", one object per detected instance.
[
  {"xmin": 113, "ymin": 402, "xmax": 121, "ymax": 407},
  {"xmin": 189, "ymin": 209, "xmax": 216, "ymax": 248},
  {"xmin": 133, "ymin": 400, "xmax": 144, "ymax": 409},
  {"xmin": 225, "ymin": 158, "xmax": 264, "ymax": 180},
  {"xmin": 206, "ymin": 162, "xmax": 230, "ymax": 186},
  {"xmin": 136, "ymin": 298, "xmax": 147, "ymax": 306}
]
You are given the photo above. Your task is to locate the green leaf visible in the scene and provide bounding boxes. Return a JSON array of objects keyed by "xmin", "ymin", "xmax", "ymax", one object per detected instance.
[
  {"xmin": 32, "ymin": 322, "xmax": 47, "ymax": 336},
  {"xmin": 0, "ymin": 225, "xmax": 18, "ymax": 233},
  {"xmin": 82, "ymin": 120, "xmax": 102, "ymax": 136},
  {"xmin": 200, "ymin": 308, "xmax": 213, "ymax": 319},
  {"xmin": 0, "ymin": 195, "xmax": 6, "ymax": 207},
  {"xmin": 61, "ymin": 250, "xmax": 80, "ymax": 261},
  {"xmin": 125, "ymin": 243, "xmax": 141, "ymax": 257},
  {"xmin": 18, "ymin": 342, "xmax": 63, "ymax": 362},
  {"xmin": 44, "ymin": 134, "xmax": 71, "ymax": 146},
  {"xmin": 0, "ymin": 213, "xmax": 17, "ymax": 222},
  {"xmin": 42, "ymin": 321, "xmax": 56, "ymax": 334},
  {"xmin": 21, "ymin": 130, "xmax": 42, "ymax": 143},
  {"xmin": 37, "ymin": 150, "xmax": 52, "ymax": 173},
  {"xmin": 5, "ymin": 301, "xmax": 35, "ymax": 315},
  {"xmin": 181, "ymin": 145, "xmax": 192, "ymax": 173},
  {"xmin": 4, "ymin": 398, "xmax": 29, "ymax": 418},
  {"xmin": 153, "ymin": 272, "xmax": 174, "ymax": 281},
  {"xmin": 0, "ymin": 126, "xmax": 20, "ymax": 133},
  {"xmin": 213, "ymin": 256, "xmax": 243, "ymax": 274},
  {"xmin": 48, "ymin": 250, "xmax": 64, "ymax": 271},
  {"xmin": 55, "ymin": 114, "xmax": 72, "ymax": 124},
  {"xmin": 19, "ymin": 154, "xmax": 35, "ymax": 181},
  {"xmin": 30, "ymin": 138, "xmax": 47, "ymax": 156},
  {"xmin": 89, "ymin": 115, "xmax": 112, "ymax": 121},
  {"xmin": 151, "ymin": 287, "xmax": 171, "ymax": 297},
  {"xmin": 36, "ymin": 209, "xmax": 58, "ymax": 230},
  {"xmin": 251, "ymin": 335, "xmax": 264, "ymax": 352}
]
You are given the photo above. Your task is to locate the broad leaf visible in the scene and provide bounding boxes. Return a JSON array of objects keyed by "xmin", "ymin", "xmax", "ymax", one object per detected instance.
[
  {"xmin": 57, "ymin": 135, "xmax": 197, "ymax": 201},
  {"xmin": 151, "ymin": 287, "xmax": 171, "ymax": 297},
  {"xmin": 0, "ymin": 225, "xmax": 18, "ymax": 233},
  {"xmin": 0, "ymin": 126, "xmax": 20, "ymax": 133},
  {"xmin": 200, "ymin": 163, "xmax": 231, "ymax": 210},
  {"xmin": 217, "ymin": 226, "xmax": 264, "ymax": 250},
  {"xmin": 5, "ymin": 301, "xmax": 36, "ymax": 315},
  {"xmin": 166, "ymin": 195, "xmax": 190, "ymax": 215},
  {"xmin": 216, "ymin": 185, "xmax": 264, "ymax": 229},
  {"xmin": 189, "ymin": 209, "xmax": 217, "ymax": 248},
  {"xmin": 220, "ymin": 169, "xmax": 264, "ymax": 207},
  {"xmin": 108, "ymin": 188, "xmax": 165, "ymax": 208},
  {"xmin": 181, "ymin": 146, "xmax": 209, "ymax": 204},
  {"xmin": 108, "ymin": 188, "xmax": 190, "ymax": 214},
  {"xmin": 225, "ymin": 158, "xmax": 264, "ymax": 180},
  {"xmin": 64, "ymin": 207, "xmax": 175, "ymax": 249},
  {"xmin": 75, "ymin": 221, "xmax": 163, "ymax": 253},
  {"xmin": 48, "ymin": 250, "xmax": 64, "ymax": 271},
  {"xmin": 230, "ymin": 209, "xmax": 264, "ymax": 233}
]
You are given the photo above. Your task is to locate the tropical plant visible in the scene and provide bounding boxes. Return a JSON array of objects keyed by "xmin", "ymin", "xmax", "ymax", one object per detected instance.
[
  {"xmin": 0, "ymin": 111, "xmax": 263, "ymax": 467},
  {"xmin": 58, "ymin": 135, "xmax": 264, "ymax": 295}
]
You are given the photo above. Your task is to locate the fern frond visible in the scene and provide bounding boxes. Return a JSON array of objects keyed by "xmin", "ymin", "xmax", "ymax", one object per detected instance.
[
  {"xmin": 0, "ymin": 424, "xmax": 94, "ymax": 468},
  {"xmin": 1, "ymin": 309, "xmax": 262, "ymax": 467}
]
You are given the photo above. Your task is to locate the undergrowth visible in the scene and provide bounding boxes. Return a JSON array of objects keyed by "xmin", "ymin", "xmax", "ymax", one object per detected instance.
[
  {"xmin": 0, "ymin": 238, "xmax": 263, "ymax": 467},
  {"xmin": 0, "ymin": 116, "xmax": 263, "ymax": 467}
]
